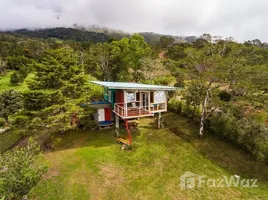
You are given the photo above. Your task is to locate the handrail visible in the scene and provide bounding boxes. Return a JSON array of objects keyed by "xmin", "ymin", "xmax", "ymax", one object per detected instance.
[{"xmin": 114, "ymin": 101, "xmax": 151, "ymax": 118}]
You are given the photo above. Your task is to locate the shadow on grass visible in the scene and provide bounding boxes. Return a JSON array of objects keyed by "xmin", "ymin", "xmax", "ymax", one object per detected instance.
[
  {"xmin": 44, "ymin": 122, "xmax": 141, "ymax": 152},
  {"xmin": 162, "ymin": 112, "xmax": 268, "ymax": 182}
]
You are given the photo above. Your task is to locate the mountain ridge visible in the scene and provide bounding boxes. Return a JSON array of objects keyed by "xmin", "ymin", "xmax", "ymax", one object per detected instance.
[{"xmin": 0, "ymin": 27, "xmax": 197, "ymax": 44}]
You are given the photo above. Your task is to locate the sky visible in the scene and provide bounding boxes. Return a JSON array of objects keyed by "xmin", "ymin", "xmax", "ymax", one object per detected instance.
[{"xmin": 0, "ymin": 0, "xmax": 268, "ymax": 42}]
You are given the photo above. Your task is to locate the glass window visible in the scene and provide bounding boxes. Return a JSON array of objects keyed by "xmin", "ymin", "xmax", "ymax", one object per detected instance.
[
  {"xmin": 127, "ymin": 92, "xmax": 135, "ymax": 102},
  {"xmin": 108, "ymin": 90, "xmax": 112, "ymax": 102}
]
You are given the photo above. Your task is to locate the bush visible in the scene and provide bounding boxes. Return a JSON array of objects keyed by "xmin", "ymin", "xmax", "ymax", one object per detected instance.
[
  {"xmin": 0, "ymin": 118, "xmax": 5, "ymax": 127},
  {"xmin": 10, "ymin": 71, "xmax": 22, "ymax": 85},
  {"xmin": 9, "ymin": 115, "xmax": 29, "ymax": 126},
  {"xmin": 208, "ymin": 112, "xmax": 268, "ymax": 164},
  {"xmin": 219, "ymin": 91, "xmax": 231, "ymax": 102},
  {"xmin": 79, "ymin": 117, "xmax": 98, "ymax": 130},
  {"xmin": 168, "ymin": 98, "xmax": 183, "ymax": 114},
  {"xmin": 0, "ymin": 139, "xmax": 47, "ymax": 199}
]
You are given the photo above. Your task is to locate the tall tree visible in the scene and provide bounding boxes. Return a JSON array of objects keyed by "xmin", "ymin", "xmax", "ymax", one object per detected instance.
[
  {"xmin": 183, "ymin": 39, "xmax": 247, "ymax": 136},
  {"xmin": 0, "ymin": 57, "xmax": 6, "ymax": 75},
  {"xmin": 0, "ymin": 90, "xmax": 23, "ymax": 121},
  {"xmin": 15, "ymin": 48, "xmax": 92, "ymax": 134},
  {"xmin": 86, "ymin": 43, "xmax": 112, "ymax": 81},
  {"xmin": 110, "ymin": 34, "xmax": 152, "ymax": 81}
]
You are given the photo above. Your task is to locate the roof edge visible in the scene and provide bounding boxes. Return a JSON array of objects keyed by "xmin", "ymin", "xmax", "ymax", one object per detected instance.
[{"xmin": 90, "ymin": 81, "xmax": 182, "ymax": 91}]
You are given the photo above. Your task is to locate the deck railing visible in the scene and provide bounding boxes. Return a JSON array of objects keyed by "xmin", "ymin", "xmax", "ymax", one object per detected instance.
[{"xmin": 114, "ymin": 101, "xmax": 153, "ymax": 118}]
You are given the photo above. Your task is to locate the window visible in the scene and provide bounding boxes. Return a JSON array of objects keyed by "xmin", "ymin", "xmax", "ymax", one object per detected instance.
[
  {"xmin": 127, "ymin": 92, "xmax": 135, "ymax": 102},
  {"xmin": 108, "ymin": 90, "xmax": 112, "ymax": 102},
  {"xmin": 154, "ymin": 91, "xmax": 166, "ymax": 103},
  {"xmin": 104, "ymin": 88, "xmax": 108, "ymax": 101},
  {"xmin": 150, "ymin": 92, "xmax": 154, "ymax": 103}
]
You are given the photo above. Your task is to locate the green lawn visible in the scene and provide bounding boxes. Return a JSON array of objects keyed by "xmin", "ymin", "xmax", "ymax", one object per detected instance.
[
  {"xmin": 0, "ymin": 71, "xmax": 34, "ymax": 92},
  {"xmin": 0, "ymin": 131, "xmax": 23, "ymax": 152},
  {"xmin": 29, "ymin": 113, "xmax": 268, "ymax": 200}
]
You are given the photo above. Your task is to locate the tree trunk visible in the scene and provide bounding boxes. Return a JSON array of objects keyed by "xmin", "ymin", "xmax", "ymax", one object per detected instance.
[{"xmin": 199, "ymin": 81, "xmax": 213, "ymax": 137}]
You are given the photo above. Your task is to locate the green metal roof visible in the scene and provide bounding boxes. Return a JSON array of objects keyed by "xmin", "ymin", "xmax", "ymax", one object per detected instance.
[{"xmin": 91, "ymin": 81, "xmax": 179, "ymax": 91}]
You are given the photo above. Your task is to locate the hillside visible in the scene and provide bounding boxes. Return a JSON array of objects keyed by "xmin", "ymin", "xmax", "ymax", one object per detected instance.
[
  {"xmin": 6, "ymin": 28, "xmax": 110, "ymax": 43},
  {"xmin": 140, "ymin": 32, "xmax": 197, "ymax": 44},
  {"xmin": 1, "ymin": 27, "xmax": 197, "ymax": 44},
  {"xmin": 29, "ymin": 114, "xmax": 268, "ymax": 199}
]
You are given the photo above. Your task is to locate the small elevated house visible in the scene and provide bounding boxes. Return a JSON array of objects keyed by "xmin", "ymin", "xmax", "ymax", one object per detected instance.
[{"xmin": 91, "ymin": 81, "xmax": 177, "ymax": 146}]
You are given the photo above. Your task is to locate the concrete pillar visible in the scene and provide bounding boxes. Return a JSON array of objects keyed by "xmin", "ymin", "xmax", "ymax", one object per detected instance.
[
  {"xmin": 115, "ymin": 114, "xmax": 119, "ymax": 137},
  {"xmin": 157, "ymin": 112, "xmax": 162, "ymax": 129}
]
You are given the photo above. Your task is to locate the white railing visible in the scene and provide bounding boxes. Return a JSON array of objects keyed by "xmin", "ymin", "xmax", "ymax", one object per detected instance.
[
  {"xmin": 114, "ymin": 103, "xmax": 125, "ymax": 117},
  {"xmin": 114, "ymin": 101, "xmax": 152, "ymax": 118}
]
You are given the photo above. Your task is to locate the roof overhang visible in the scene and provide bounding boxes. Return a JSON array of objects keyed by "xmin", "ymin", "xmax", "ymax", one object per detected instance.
[{"xmin": 91, "ymin": 81, "xmax": 181, "ymax": 91}]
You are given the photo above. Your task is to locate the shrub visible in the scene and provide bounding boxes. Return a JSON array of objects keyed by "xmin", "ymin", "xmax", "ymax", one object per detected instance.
[
  {"xmin": 0, "ymin": 90, "xmax": 23, "ymax": 121},
  {"xmin": 0, "ymin": 118, "xmax": 5, "ymax": 127},
  {"xmin": 10, "ymin": 71, "xmax": 22, "ymax": 85},
  {"xmin": 0, "ymin": 139, "xmax": 47, "ymax": 199},
  {"xmin": 219, "ymin": 91, "xmax": 231, "ymax": 102},
  {"xmin": 168, "ymin": 98, "xmax": 183, "ymax": 114},
  {"xmin": 9, "ymin": 115, "xmax": 29, "ymax": 126},
  {"xmin": 208, "ymin": 112, "xmax": 268, "ymax": 164}
]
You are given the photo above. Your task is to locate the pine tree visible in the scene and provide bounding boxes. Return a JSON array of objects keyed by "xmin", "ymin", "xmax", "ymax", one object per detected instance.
[{"xmin": 16, "ymin": 48, "xmax": 93, "ymax": 134}]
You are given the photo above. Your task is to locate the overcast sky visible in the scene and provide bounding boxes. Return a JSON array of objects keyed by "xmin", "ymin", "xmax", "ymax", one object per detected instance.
[{"xmin": 0, "ymin": 0, "xmax": 268, "ymax": 41}]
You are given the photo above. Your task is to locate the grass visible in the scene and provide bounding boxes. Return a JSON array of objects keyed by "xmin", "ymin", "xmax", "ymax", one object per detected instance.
[
  {"xmin": 0, "ymin": 131, "xmax": 23, "ymax": 152},
  {"xmin": 29, "ymin": 113, "xmax": 268, "ymax": 200},
  {"xmin": 0, "ymin": 71, "xmax": 34, "ymax": 92}
]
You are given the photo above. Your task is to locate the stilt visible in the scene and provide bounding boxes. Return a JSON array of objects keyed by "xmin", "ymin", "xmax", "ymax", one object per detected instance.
[
  {"xmin": 125, "ymin": 119, "xmax": 132, "ymax": 145},
  {"xmin": 157, "ymin": 112, "xmax": 162, "ymax": 129},
  {"xmin": 115, "ymin": 114, "xmax": 119, "ymax": 137}
]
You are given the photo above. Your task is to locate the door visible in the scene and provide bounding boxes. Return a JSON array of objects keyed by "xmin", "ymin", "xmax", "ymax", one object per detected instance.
[
  {"xmin": 98, "ymin": 109, "xmax": 105, "ymax": 122},
  {"xmin": 141, "ymin": 92, "xmax": 149, "ymax": 111}
]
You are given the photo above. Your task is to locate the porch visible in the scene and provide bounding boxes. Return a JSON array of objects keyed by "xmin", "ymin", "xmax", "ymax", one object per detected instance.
[{"xmin": 114, "ymin": 101, "xmax": 153, "ymax": 119}]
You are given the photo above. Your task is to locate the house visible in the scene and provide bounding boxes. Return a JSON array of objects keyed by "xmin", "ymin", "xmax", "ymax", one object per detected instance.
[{"xmin": 91, "ymin": 81, "xmax": 178, "ymax": 146}]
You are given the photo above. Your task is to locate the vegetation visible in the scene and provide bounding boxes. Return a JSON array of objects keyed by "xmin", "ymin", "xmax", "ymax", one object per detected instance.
[
  {"xmin": 0, "ymin": 72, "xmax": 33, "ymax": 92},
  {"xmin": 167, "ymin": 35, "xmax": 268, "ymax": 163},
  {"xmin": 0, "ymin": 90, "xmax": 23, "ymax": 121},
  {"xmin": 7, "ymin": 28, "xmax": 109, "ymax": 43},
  {"xmin": 0, "ymin": 139, "xmax": 47, "ymax": 199},
  {"xmin": 0, "ymin": 131, "xmax": 22, "ymax": 153},
  {"xmin": 0, "ymin": 28, "xmax": 267, "ymax": 199},
  {"xmin": 28, "ymin": 116, "xmax": 268, "ymax": 199}
]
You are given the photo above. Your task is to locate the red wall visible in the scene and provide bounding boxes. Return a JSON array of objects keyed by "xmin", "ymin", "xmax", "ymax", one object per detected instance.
[
  {"xmin": 104, "ymin": 108, "xmax": 111, "ymax": 121},
  {"xmin": 115, "ymin": 90, "xmax": 124, "ymax": 103}
]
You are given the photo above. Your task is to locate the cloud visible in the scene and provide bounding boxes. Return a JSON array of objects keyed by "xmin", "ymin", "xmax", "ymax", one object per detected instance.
[{"xmin": 0, "ymin": 0, "xmax": 267, "ymax": 41}]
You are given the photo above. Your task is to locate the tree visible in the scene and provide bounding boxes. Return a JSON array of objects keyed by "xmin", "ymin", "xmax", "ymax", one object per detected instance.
[
  {"xmin": 182, "ymin": 40, "xmax": 247, "ymax": 136},
  {"xmin": 17, "ymin": 48, "xmax": 93, "ymax": 134},
  {"xmin": 110, "ymin": 34, "xmax": 152, "ymax": 81},
  {"xmin": 6, "ymin": 56, "xmax": 32, "ymax": 71},
  {"xmin": 86, "ymin": 43, "xmax": 112, "ymax": 81},
  {"xmin": 185, "ymin": 81, "xmax": 206, "ymax": 113},
  {"xmin": 159, "ymin": 36, "xmax": 175, "ymax": 48},
  {"xmin": 0, "ymin": 90, "xmax": 23, "ymax": 121},
  {"xmin": 138, "ymin": 58, "xmax": 170, "ymax": 82},
  {"xmin": 0, "ymin": 57, "xmax": 7, "ymax": 75}
]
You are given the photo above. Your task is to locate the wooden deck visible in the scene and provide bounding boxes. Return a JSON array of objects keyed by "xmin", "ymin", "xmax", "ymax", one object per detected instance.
[{"xmin": 114, "ymin": 107, "xmax": 153, "ymax": 119}]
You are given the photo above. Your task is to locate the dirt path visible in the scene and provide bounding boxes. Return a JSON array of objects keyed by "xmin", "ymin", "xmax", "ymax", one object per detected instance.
[{"xmin": 5, "ymin": 135, "xmax": 29, "ymax": 152}]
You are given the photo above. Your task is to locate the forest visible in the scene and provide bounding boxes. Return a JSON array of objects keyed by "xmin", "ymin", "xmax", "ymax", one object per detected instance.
[{"xmin": 0, "ymin": 28, "xmax": 268, "ymax": 199}]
